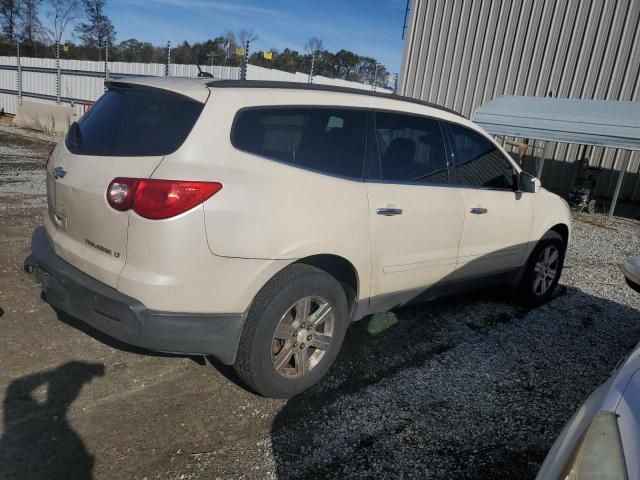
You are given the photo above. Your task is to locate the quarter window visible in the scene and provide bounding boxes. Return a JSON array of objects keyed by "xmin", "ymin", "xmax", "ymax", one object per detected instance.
[
  {"xmin": 370, "ymin": 112, "xmax": 448, "ymax": 184},
  {"xmin": 232, "ymin": 107, "xmax": 367, "ymax": 179},
  {"xmin": 449, "ymin": 123, "xmax": 515, "ymax": 190}
]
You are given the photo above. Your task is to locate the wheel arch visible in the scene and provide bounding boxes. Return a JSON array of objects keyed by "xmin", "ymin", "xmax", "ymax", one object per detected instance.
[
  {"xmin": 294, "ymin": 254, "xmax": 360, "ymax": 319},
  {"xmin": 519, "ymin": 221, "xmax": 570, "ymax": 279},
  {"xmin": 548, "ymin": 223, "xmax": 570, "ymax": 250}
]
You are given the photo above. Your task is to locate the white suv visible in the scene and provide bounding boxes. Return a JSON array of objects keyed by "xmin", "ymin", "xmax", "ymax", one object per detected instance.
[{"xmin": 29, "ymin": 78, "xmax": 571, "ymax": 398}]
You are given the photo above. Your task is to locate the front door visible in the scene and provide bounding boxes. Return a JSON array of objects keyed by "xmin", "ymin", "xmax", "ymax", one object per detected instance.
[{"xmin": 446, "ymin": 122, "xmax": 534, "ymax": 280}]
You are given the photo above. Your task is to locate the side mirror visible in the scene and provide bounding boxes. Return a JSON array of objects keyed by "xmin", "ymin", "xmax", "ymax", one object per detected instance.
[{"xmin": 519, "ymin": 171, "xmax": 541, "ymax": 193}]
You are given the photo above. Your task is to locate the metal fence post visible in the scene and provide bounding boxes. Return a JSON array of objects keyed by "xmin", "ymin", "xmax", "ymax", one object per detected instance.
[
  {"xmin": 56, "ymin": 41, "xmax": 61, "ymax": 103},
  {"xmin": 16, "ymin": 41, "xmax": 22, "ymax": 102},
  {"xmin": 165, "ymin": 41, "xmax": 171, "ymax": 76},
  {"xmin": 240, "ymin": 40, "xmax": 249, "ymax": 80},
  {"xmin": 104, "ymin": 41, "xmax": 110, "ymax": 82},
  {"xmin": 536, "ymin": 141, "xmax": 553, "ymax": 178},
  {"xmin": 609, "ymin": 150, "xmax": 631, "ymax": 220}
]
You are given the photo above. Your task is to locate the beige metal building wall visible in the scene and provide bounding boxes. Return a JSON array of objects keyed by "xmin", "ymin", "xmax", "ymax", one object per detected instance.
[{"xmin": 399, "ymin": 0, "xmax": 640, "ymax": 203}]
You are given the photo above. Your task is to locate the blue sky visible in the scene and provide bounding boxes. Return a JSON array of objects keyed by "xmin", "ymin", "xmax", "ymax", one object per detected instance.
[{"xmin": 102, "ymin": 0, "xmax": 407, "ymax": 73}]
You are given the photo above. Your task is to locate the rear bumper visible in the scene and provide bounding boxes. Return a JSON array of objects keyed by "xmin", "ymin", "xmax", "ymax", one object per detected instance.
[{"xmin": 30, "ymin": 226, "xmax": 245, "ymax": 364}]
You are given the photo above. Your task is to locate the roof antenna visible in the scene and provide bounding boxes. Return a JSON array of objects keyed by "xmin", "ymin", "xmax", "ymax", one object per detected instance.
[
  {"xmin": 401, "ymin": 0, "xmax": 410, "ymax": 40},
  {"xmin": 186, "ymin": 41, "xmax": 214, "ymax": 78}
]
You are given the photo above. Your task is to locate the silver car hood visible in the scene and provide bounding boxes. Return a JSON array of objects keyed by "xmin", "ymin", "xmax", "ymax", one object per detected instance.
[{"xmin": 537, "ymin": 341, "xmax": 640, "ymax": 479}]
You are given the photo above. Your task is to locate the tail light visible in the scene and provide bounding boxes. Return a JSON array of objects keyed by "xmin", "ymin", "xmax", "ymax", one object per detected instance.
[
  {"xmin": 46, "ymin": 146, "xmax": 54, "ymax": 167},
  {"xmin": 107, "ymin": 178, "xmax": 222, "ymax": 220}
]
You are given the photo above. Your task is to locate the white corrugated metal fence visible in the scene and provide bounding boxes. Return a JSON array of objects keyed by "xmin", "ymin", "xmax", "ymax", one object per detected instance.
[{"xmin": 0, "ymin": 56, "xmax": 392, "ymax": 119}]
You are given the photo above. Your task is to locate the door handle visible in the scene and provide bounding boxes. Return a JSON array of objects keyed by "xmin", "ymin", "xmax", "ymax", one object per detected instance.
[
  {"xmin": 376, "ymin": 207, "xmax": 403, "ymax": 216},
  {"xmin": 470, "ymin": 207, "xmax": 488, "ymax": 215}
]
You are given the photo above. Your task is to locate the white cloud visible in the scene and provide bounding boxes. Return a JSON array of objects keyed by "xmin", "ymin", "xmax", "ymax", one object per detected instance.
[{"xmin": 120, "ymin": 0, "xmax": 287, "ymax": 19}]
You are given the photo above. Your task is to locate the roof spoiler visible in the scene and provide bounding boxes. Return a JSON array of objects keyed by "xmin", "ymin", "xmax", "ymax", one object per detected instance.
[{"xmin": 104, "ymin": 78, "xmax": 210, "ymax": 103}]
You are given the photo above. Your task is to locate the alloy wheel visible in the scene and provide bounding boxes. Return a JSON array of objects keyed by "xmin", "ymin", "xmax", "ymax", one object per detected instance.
[
  {"xmin": 271, "ymin": 295, "xmax": 334, "ymax": 378},
  {"xmin": 533, "ymin": 245, "xmax": 560, "ymax": 295}
]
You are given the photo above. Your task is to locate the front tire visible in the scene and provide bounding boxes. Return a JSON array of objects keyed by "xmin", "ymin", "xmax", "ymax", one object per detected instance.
[
  {"xmin": 234, "ymin": 264, "xmax": 348, "ymax": 398},
  {"xmin": 519, "ymin": 230, "xmax": 566, "ymax": 306}
]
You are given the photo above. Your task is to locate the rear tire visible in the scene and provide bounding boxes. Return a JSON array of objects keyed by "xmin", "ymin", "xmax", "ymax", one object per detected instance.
[
  {"xmin": 518, "ymin": 231, "xmax": 565, "ymax": 306},
  {"xmin": 234, "ymin": 263, "xmax": 348, "ymax": 398}
]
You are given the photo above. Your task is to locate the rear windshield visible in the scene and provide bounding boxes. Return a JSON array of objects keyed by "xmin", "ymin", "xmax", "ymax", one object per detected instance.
[{"xmin": 66, "ymin": 87, "xmax": 204, "ymax": 156}]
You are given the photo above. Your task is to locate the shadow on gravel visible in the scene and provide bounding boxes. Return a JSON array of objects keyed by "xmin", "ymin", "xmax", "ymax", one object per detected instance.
[
  {"xmin": 269, "ymin": 286, "xmax": 640, "ymax": 479},
  {"xmin": 0, "ymin": 361, "xmax": 104, "ymax": 480}
]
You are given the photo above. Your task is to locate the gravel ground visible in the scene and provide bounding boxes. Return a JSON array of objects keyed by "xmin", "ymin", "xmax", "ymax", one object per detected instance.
[
  {"xmin": 0, "ymin": 131, "xmax": 49, "ymax": 212},
  {"xmin": 225, "ymin": 215, "xmax": 639, "ymax": 480},
  {"xmin": 0, "ymin": 123, "xmax": 58, "ymax": 144},
  {"xmin": 1, "ymin": 130, "xmax": 639, "ymax": 479}
]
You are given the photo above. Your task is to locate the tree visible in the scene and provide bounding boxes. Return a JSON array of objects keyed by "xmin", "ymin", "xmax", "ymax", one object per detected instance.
[
  {"xmin": 44, "ymin": 0, "xmax": 80, "ymax": 46},
  {"xmin": 312, "ymin": 50, "xmax": 336, "ymax": 78},
  {"xmin": 20, "ymin": 0, "xmax": 43, "ymax": 46},
  {"xmin": 334, "ymin": 49, "xmax": 359, "ymax": 80},
  {"xmin": 191, "ymin": 38, "xmax": 223, "ymax": 66},
  {"xmin": 356, "ymin": 57, "xmax": 389, "ymax": 87},
  {"xmin": 271, "ymin": 47, "xmax": 301, "ymax": 73},
  {"xmin": 304, "ymin": 36, "xmax": 322, "ymax": 55},
  {"xmin": 303, "ymin": 37, "xmax": 323, "ymax": 79},
  {"xmin": 221, "ymin": 30, "xmax": 235, "ymax": 61},
  {"xmin": 248, "ymin": 47, "xmax": 279, "ymax": 68},
  {"xmin": 237, "ymin": 28, "xmax": 257, "ymax": 47},
  {"xmin": 0, "ymin": 0, "xmax": 21, "ymax": 41},
  {"xmin": 74, "ymin": 0, "xmax": 115, "ymax": 60},
  {"xmin": 170, "ymin": 40, "xmax": 192, "ymax": 64},
  {"xmin": 117, "ymin": 38, "xmax": 154, "ymax": 63}
]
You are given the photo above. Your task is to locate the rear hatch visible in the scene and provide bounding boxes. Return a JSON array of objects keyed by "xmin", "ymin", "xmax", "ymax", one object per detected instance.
[{"xmin": 46, "ymin": 81, "xmax": 207, "ymax": 287}]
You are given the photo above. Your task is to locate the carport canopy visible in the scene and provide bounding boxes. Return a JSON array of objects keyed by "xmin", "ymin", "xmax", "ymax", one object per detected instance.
[
  {"xmin": 473, "ymin": 96, "xmax": 640, "ymax": 150},
  {"xmin": 472, "ymin": 96, "xmax": 640, "ymax": 218}
]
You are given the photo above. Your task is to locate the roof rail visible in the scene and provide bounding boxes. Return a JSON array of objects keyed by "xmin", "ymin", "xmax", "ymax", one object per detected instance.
[{"xmin": 206, "ymin": 80, "xmax": 465, "ymax": 118}]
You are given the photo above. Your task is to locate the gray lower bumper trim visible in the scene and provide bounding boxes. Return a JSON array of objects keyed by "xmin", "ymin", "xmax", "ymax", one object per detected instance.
[{"xmin": 30, "ymin": 226, "xmax": 245, "ymax": 364}]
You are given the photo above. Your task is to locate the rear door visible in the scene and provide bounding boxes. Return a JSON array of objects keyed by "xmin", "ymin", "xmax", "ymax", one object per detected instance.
[
  {"xmin": 48, "ymin": 85, "xmax": 205, "ymax": 287},
  {"xmin": 445, "ymin": 122, "xmax": 534, "ymax": 280},
  {"xmin": 366, "ymin": 111, "xmax": 464, "ymax": 311}
]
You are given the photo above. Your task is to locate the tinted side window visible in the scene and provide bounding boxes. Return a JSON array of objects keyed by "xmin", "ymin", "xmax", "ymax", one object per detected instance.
[
  {"xmin": 232, "ymin": 107, "xmax": 366, "ymax": 179},
  {"xmin": 67, "ymin": 88, "xmax": 204, "ymax": 156},
  {"xmin": 370, "ymin": 112, "xmax": 448, "ymax": 184},
  {"xmin": 449, "ymin": 124, "xmax": 515, "ymax": 189}
]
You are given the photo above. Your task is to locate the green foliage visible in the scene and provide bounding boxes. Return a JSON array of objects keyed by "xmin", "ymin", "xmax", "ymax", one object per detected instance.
[
  {"xmin": 334, "ymin": 49, "xmax": 359, "ymax": 79},
  {"xmin": 246, "ymin": 46, "xmax": 389, "ymax": 87},
  {"xmin": 117, "ymin": 38, "xmax": 160, "ymax": 63}
]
